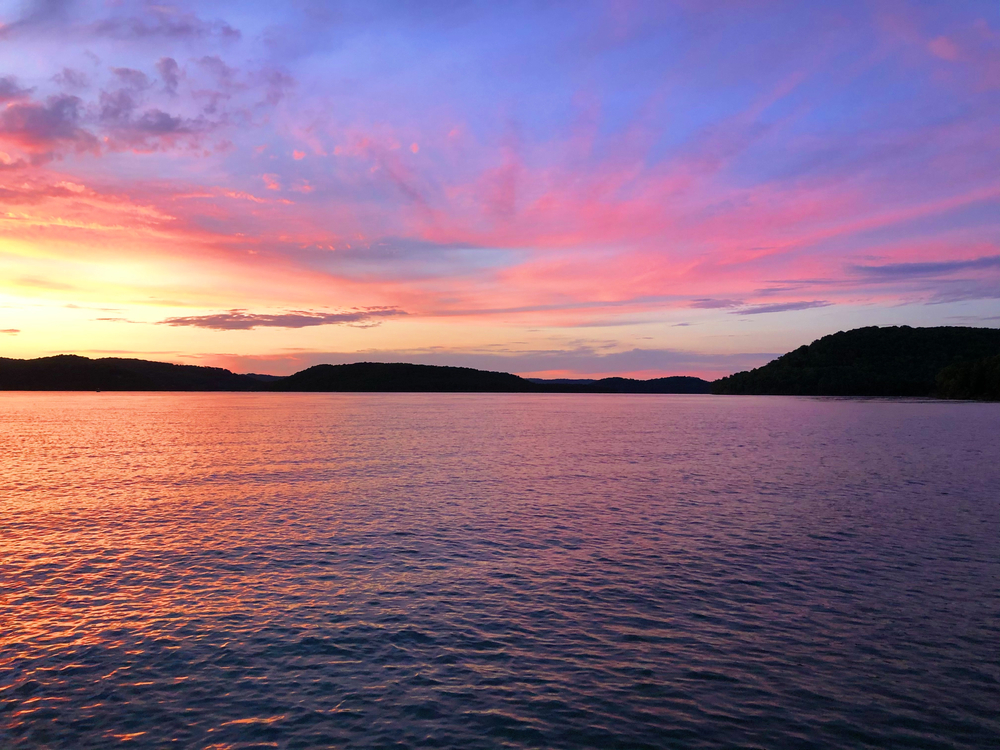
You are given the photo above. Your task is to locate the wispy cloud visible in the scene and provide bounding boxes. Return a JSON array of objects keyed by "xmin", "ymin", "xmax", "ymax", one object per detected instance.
[
  {"xmin": 733, "ymin": 301, "xmax": 832, "ymax": 315},
  {"xmin": 851, "ymin": 255, "xmax": 1000, "ymax": 279},
  {"xmin": 16, "ymin": 276, "xmax": 76, "ymax": 290},
  {"xmin": 689, "ymin": 299, "xmax": 743, "ymax": 309},
  {"xmin": 91, "ymin": 9, "xmax": 241, "ymax": 42},
  {"xmin": 157, "ymin": 308, "xmax": 406, "ymax": 330},
  {"xmin": 0, "ymin": 1, "xmax": 240, "ymax": 42}
]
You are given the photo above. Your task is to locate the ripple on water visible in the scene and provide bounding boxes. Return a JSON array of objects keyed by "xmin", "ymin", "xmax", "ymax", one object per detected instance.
[{"xmin": 1, "ymin": 393, "xmax": 999, "ymax": 749}]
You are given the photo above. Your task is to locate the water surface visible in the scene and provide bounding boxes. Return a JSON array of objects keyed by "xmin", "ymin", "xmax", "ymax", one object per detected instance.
[{"xmin": 2, "ymin": 393, "xmax": 998, "ymax": 748}]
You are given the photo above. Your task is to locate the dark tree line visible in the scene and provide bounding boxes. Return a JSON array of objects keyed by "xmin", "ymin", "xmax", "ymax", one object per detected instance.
[
  {"xmin": 712, "ymin": 326, "xmax": 1000, "ymax": 400},
  {"xmin": 0, "ymin": 356, "xmax": 712, "ymax": 393},
  {"xmin": 936, "ymin": 354, "xmax": 1000, "ymax": 401}
]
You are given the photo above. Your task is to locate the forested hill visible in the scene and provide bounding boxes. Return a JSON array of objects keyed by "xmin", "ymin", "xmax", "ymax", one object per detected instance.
[
  {"xmin": 712, "ymin": 326, "xmax": 1000, "ymax": 399},
  {"xmin": 270, "ymin": 362, "xmax": 538, "ymax": 392},
  {"xmin": 0, "ymin": 355, "xmax": 261, "ymax": 391},
  {"xmin": 530, "ymin": 376, "xmax": 712, "ymax": 394},
  {"xmin": 271, "ymin": 364, "xmax": 714, "ymax": 393},
  {"xmin": 0, "ymin": 356, "xmax": 712, "ymax": 393}
]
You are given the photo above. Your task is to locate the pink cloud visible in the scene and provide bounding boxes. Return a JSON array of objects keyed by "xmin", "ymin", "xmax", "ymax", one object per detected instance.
[
  {"xmin": 929, "ymin": 36, "xmax": 959, "ymax": 60},
  {"xmin": 0, "ymin": 95, "xmax": 98, "ymax": 158}
]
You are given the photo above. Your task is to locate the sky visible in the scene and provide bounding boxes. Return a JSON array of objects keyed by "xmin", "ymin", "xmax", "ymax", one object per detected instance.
[{"xmin": 0, "ymin": 0, "xmax": 997, "ymax": 378}]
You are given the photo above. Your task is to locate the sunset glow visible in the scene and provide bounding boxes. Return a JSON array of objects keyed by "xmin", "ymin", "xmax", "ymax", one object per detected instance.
[{"xmin": 1, "ymin": 0, "xmax": 998, "ymax": 377}]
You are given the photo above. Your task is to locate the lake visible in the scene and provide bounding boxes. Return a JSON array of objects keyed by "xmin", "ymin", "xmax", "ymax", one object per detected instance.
[{"xmin": 1, "ymin": 393, "xmax": 998, "ymax": 749}]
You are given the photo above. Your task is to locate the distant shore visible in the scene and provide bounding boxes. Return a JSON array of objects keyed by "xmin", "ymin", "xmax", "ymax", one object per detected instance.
[
  {"xmin": 0, "ymin": 356, "xmax": 711, "ymax": 394},
  {"xmin": 2, "ymin": 326, "xmax": 997, "ymax": 399}
]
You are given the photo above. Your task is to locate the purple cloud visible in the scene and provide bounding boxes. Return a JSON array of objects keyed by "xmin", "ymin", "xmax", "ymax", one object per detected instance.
[
  {"xmin": 0, "ymin": 76, "xmax": 32, "ymax": 102},
  {"xmin": 52, "ymin": 67, "xmax": 89, "ymax": 89},
  {"xmin": 0, "ymin": 94, "xmax": 97, "ymax": 156},
  {"xmin": 689, "ymin": 298, "xmax": 744, "ymax": 309},
  {"xmin": 156, "ymin": 57, "xmax": 181, "ymax": 94},
  {"xmin": 111, "ymin": 67, "xmax": 150, "ymax": 91},
  {"xmin": 198, "ymin": 56, "xmax": 239, "ymax": 88},
  {"xmin": 134, "ymin": 109, "xmax": 187, "ymax": 135},
  {"xmin": 157, "ymin": 308, "xmax": 406, "ymax": 330},
  {"xmin": 99, "ymin": 89, "xmax": 136, "ymax": 123},
  {"xmin": 98, "ymin": 89, "xmax": 201, "ymax": 149},
  {"xmin": 733, "ymin": 301, "xmax": 832, "ymax": 315},
  {"xmin": 852, "ymin": 255, "xmax": 1000, "ymax": 279},
  {"xmin": 91, "ymin": 9, "xmax": 240, "ymax": 41},
  {"xmin": 928, "ymin": 279, "xmax": 1000, "ymax": 303},
  {"xmin": 0, "ymin": 0, "xmax": 72, "ymax": 39}
]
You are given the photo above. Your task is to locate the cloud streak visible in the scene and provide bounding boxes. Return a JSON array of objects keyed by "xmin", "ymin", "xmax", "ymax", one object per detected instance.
[
  {"xmin": 851, "ymin": 255, "xmax": 1000, "ymax": 279},
  {"xmin": 91, "ymin": 9, "xmax": 240, "ymax": 41},
  {"xmin": 157, "ymin": 308, "xmax": 407, "ymax": 330},
  {"xmin": 733, "ymin": 301, "xmax": 832, "ymax": 315}
]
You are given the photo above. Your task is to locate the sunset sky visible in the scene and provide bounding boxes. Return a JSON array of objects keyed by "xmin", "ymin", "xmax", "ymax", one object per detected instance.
[{"xmin": 0, "ymin": 0, "xmax": 997, "ymax": 378}]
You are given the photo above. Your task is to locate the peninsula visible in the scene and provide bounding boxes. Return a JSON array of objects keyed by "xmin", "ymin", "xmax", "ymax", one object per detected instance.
[{"xmin": 712, "ymin": 326, "xmax": 1000, "ymax": 399}]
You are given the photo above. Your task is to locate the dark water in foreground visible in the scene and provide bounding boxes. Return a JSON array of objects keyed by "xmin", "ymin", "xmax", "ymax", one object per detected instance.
[{"xmin": 1, "ymin": 393, "xmax": 998, "ymax": 749}]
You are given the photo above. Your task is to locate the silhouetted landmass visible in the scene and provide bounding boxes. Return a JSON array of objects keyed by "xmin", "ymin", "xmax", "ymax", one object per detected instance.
[
  {"xmin": 243, "ymin": 373, "xmax": 285, "ymax": 382},
  {"xmin": 936, "ymin": 354, "xmax": 1000, "ymax": 401},
  {"xmin": 272, "ymin": 364, "xmax": 714, "ymax": 393},
  {"xmin": 32, "ymin": 336, "xmax": 1000, "ymax": 399},
  {"xmin": 0, "ymin": 355, "xmax": 714, "ymax": 393},
  {"xmin": 270, "ymin": 362, "xmax": 543, "ymax": 392},
  {"xmin": 0, "ymin": 354, "xmax": 262, "ymax": 391},
  {"xmin": 712, "ymin": 326, "xmax": 1000, "ymax": 398},
  {"xmin": 531, "ymin": 376, "xmax": 712, "ymax": 393}
]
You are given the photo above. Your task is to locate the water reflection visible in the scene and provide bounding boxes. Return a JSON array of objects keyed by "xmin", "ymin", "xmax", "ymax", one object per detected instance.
[{"xmin": 2, "ymin": 393, "xmax": 998, "ymax": 748}]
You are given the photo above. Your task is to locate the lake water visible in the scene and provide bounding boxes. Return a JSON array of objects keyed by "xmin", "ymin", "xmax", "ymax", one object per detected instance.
[{"xmin": 1, "ymin": 393, "xmax": 998, "ymax": 749}]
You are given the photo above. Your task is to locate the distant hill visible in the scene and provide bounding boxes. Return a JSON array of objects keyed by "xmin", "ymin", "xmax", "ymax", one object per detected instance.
[
  {"xmin": 531, "ymin": 376, "xmax": 712, "ymax": 394},
  {"xmin": 243, "ymin": 372, "xmax": 286, "ymax": 382},
  {"xmin": 270, "ymin": 362, "xmax": 541, "ymax": 392},
  {"xmin": 271, "ymin": 363, "xmax": 716, "ymax": 393},
  {"xmin": 5, "ymin": 336, "xmax": 997, "ymax": 397},
  {"xmin": 0, "ymin": 356, "xmax": 713, "ymax": 393},
  {"xmin": 712, "ymin": 326, "xmax": 1000, "ymax": 399},
  {"xmin": 0, "ymin": 355, "xmax": 261, "ymax": 391}
]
